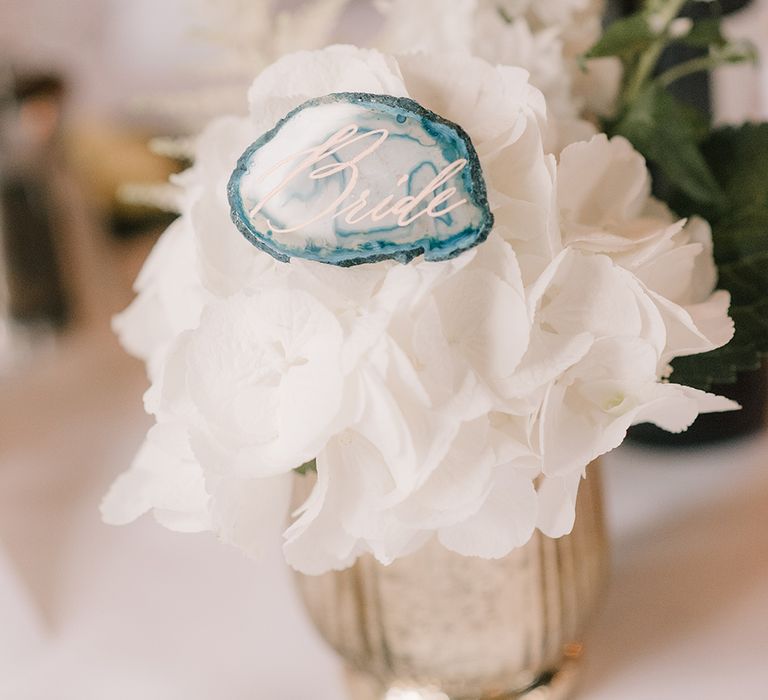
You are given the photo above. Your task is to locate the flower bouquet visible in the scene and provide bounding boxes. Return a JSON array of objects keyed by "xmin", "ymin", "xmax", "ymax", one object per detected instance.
[{"xmin": 102, "ymin": 0, "xmax": 764, "ymax": 696}]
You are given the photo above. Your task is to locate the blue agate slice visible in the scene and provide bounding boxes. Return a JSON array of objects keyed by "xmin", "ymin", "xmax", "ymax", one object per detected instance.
[{"xmin": 227, "ymin": 92, "xmax": 493, "ymax": 267}]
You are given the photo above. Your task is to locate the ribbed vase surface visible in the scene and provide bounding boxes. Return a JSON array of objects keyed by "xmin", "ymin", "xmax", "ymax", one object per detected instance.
[{"xmin": 296, "ymin": 464, "xmax": 608, "ymax": 700}]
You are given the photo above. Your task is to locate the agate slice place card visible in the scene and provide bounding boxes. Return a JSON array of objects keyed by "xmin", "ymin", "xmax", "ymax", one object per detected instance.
[{"xmin": 228, "ymin": 93, "xmax": 493, "ymax": 266}]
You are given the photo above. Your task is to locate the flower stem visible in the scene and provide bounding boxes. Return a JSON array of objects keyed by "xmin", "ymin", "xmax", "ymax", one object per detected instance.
[
  {"xmin": 657, "ymin": 55, "xmax": 719, "ymax": 87},
  {"xmin": 657, "ymin": 45, "xmax": 758, "ymax": 88},
  {"xmin": 623, "ymin": 0, "xmax": 689, "ymax": 106}
]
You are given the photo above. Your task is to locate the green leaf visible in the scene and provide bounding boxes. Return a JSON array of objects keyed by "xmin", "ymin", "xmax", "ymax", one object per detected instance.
[
  {"xmin": 294, "ymin": 459, "xmax": 317, "ymax": 475},
  {"xmin": 676, "ymin": 18, "xmax": 726, "ymax": 49},
  {"xmin": 610, "ymin": 84, "xmax": 725, "ymax": 207},
  {"xmin": 718, "ymin": 250, "xmax": 768, "ymax": 305},
  {"xmin": 585, "ymin": 14, "xmax": 656, "ymax": 60},
  {"xmin": 712, "ymin": 211, "xmax": 768, "ymax": 265},
  {"xmin": 700, "ymin": 123, "xmax": 768, "ymax": 212},
  {"xmin": 733, "ymin": 302, "xmax": 768, "ymax": 356},
  {"xmin": 664, "ymin": 124, "xmax": 768, "ymax": 388},
  {"xmin": 671, "ymin": 124, "xmax": 768, "ymax": 261}
]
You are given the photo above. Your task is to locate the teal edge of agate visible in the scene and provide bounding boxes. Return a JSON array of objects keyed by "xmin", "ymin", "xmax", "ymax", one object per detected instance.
[{"xmin": 227, "ymin": 92, "xmax": 494, "ymax": 267}]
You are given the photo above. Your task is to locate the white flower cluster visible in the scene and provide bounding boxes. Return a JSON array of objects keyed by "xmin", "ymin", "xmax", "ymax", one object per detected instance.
[
  {"xmin": 102, "ymin": 46, "xmax": 736, "ymax": 574},
  {"xmin": 143, "ymin": 0, "xmax": 352, "ymax": 132},
  {"xmin": 375, "ymin": 0, "xmax": 622, "ymax": 149},
  {"xmin": 192, "ymin": 0, "xmax": 352, "ymax": 77}
]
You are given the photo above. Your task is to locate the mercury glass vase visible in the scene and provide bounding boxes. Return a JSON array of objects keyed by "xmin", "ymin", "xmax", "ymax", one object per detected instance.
[{"xmin": 295, "ymin": 463, "xmax": 608, "ymax": 700}]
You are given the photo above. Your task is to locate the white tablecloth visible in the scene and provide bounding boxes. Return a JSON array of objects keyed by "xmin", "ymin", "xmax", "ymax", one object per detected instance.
[{"xmin": 1, "ymin": 327, "xmax": 767, "ymax": 700}]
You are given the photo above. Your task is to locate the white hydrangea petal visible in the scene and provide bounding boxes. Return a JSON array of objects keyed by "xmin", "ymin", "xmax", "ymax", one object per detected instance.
[
  {"xmin": 100, "ymin": 423, "xmax": 211, "ymax": 532},
  {"xmin": 247, "ymin": 45, "xmax": 408, "ymax": 123},
  {"xmin": 290, "ymin": 258, "xmax": 390, "ymax": 311},
  {"xmin": 576, "ymin": 337, "xmax": 661, "ymax": 387},
  {"xmin": 539, "ymin": 253, "xmax": 646, "ymax": 339},
  {"xmin": 182, "ymin": 290, "xmax": 345, "ymax": 474},
  {"xmin": 284, "ymin": 454, "xmax": 365, "ymax": 575},
  {"xmin": 151, "ymin": 330, "xmax": 197, "ymax": 421},
  {"xmin": 546, "ymin": 115, "xmax": 598, "ymax": 154},
  {"xmin": 634, "ymin": 242, "xmax": 703, "ymax": 301},
  {"xmin": 211, "ymin": 472, "xmax": 293, "ymax": 558},
  {"xmin": 397, "ymin": 52, "xmax": 538, "ymax": 146},
  {"xmin": 526, "ymin": 247, "xmax": 571, "ymax": 313},
  {"xmin": 489, "ymin": 414, "xmax": 539, "ymax": 467},
  {"xmin": 558, "ymin": 134, "xmax": 650, "ymax": 227},
  {"xmin": 683, "ymin": 216, "xmax": 719, "ymax": 303},
  {"xmin": 352, "ymin": 344, "xmax": 461, "ymax": 493},
  {"xmin": 392, "ymin": 418, "xmax": 498, "ymax": 530},
  {"xmin": 438, "ymin": 465, "xmax": 537, "ymax": 558},
  {"xmin": 177, "ymin": 115, "xmax": 282, "ymax": 298},
  {"xmin": 540, "ymin": 338, "xmax": 658, "ymax": 475},
  {"xmin": 487, "ymin": 133, "xmax": 560, "ymax": 269},
  {"xmin": 435, "ymin": 269, "xmax": 530, "ymax": 393},
  {"xmin": 469, "ymin": 233, "xmax": 527, "ymax": 296},
  {"xmin": 539, "ymin": 382, "xmax": 598, "ymax": 476},
  {"xmin": 632, "ymin": 384, "xmax": 740, "ymax": 434},
  {"xmin": 308, "ymin": 432, "xmax": 432, "ymax": 567},
  {"xmin": 683, "ymin": 290, "xmax": 735, "ymax": 352},
  {"xmin": 183, "ymin": 115, "xmax": 256, "ymax": 194},
  {"xmin": 500, "ymin": 328, "xmax": 593, "ymax": 399},
  {"xmin": 377, "ymin": 0, "xmax": 477, "ymax": 55},
  {"xmin": 536, "ymin": 470, "xmax": 583, "ymax": 538},
  {"xmin": 190, "ymin": 190, "xmax": 273, "ymax": 298},
  {"xmin": 112, "ymin": 217, "xmax": 208, "ymax": 363},
  {"xmin": 112, "ymin": 291, "xmax": 177, "ymax": 368},
  {"xmin": 473, "ymin": 16, "xmax": 574, "ymax": 127},
  {"xmin": 541, "ymin": 393, "xmax": 638, "ymax": 476},
  {"xmin": 647, "ymin": 288, "xmax": 734, "ymax": 363},
  {"xmin": 566, "ymin": 218, "xmax": 681, "ymax": 259},
  {"xmin": 412, "ymin": 297, "xmax": 467, "ymax": 405},
  {"xmin": 331, "ymin": 435, "xmax": 397, "ymax": 532}
]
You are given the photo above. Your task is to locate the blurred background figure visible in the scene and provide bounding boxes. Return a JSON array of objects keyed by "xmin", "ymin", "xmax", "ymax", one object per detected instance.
[
  {"xmin": 0, "ymin": 1, "xmax": 198, "ymax": 374},
  {"xmin": 0, "ymin": 69, "xmax": 69, "ymax": 371}
]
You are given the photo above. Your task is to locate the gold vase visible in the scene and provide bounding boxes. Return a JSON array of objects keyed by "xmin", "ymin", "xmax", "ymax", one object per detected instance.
[{"xmin": 295, "ymin": 463, "xmax": 608, "ymax": 700}]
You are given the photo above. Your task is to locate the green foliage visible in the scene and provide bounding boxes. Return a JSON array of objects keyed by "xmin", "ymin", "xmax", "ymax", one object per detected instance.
[
  {"xmin": 295, "ymin": 458, "xmax": 317, "ymax": 475},
  {"xmin": 667, "ymin": 124, "xmax": 768, "ymax": 388},
  {"xmin": 611, "ymin": 83, "xmax": 723, "ymax": 206},
  {"xmin": 584, "ymin": 2, "xmax": 765, "ymax": 389},
  {"xmin": 701, "ymin": 124, "xmax": 768, "ymax": 216},
  {"xmin": 677, "ymin": 18, "xmax": 726, "ymax": 49},
  {"xmin": 585, "ymin": 14, "xmax": 657, "ymax": 60}
]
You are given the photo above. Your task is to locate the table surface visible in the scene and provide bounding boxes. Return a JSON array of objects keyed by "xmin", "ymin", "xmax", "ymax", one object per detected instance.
[{"xmin": 0, "ymin": 323, "xmax": 767, "ymax": 700}]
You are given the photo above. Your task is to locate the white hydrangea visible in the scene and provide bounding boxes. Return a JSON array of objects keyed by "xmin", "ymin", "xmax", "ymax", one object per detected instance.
[
  {"xmin": 103, "ymin": 46, "xmax": 736, "ymax": 575},
  {"xmin": 375, "ymin": 0, "xmax": 622, "ymax": 149},
  {"xmin": 192, "ymin": 0, "xmax": 352, "ymax": 77}
]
